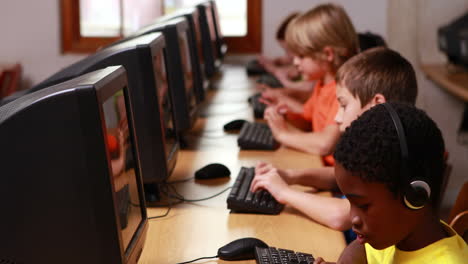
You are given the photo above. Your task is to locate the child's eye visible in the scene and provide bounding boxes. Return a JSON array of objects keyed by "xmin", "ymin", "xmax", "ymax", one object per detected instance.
[{"xmin": 357, "ymin": 204, "xmax": 370, "ymax": 210}]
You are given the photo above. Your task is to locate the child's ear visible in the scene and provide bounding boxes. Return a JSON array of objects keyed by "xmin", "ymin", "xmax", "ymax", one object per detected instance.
[
  {"xmin": 323, "ymin": 46, "xmax": 335, "ymax": 63},
  {"xmin": 370, "ymin": 93, "xmax": 387, "ymax": 107}
]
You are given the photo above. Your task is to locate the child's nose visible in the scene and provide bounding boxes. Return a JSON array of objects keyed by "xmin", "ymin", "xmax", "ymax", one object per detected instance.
[
  {"xmin": 334, "ymin": 108, "xmax": 343, "ymax": 124},
  {"xmin": 351, "ymin": 215, "xmax": 362, "ymax": 227}
]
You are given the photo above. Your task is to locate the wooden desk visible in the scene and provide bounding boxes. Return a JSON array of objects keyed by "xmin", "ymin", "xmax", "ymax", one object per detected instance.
[
  {"xmin": 138, "ymin": 64, "xmax": 346, "ymax": 263},
  {"xmin": 421, "ymin": 64, "xmax": 468, "ymax": 102}
]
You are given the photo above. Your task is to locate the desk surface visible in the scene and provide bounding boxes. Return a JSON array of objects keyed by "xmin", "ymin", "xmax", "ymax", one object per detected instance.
[
  {"xmin": 421, "ymin": 64, "xmax": 468, "ymax": 102},
  {"xmin": 138, "ymin": 64, "xmax": 346, "ymax": 264}
]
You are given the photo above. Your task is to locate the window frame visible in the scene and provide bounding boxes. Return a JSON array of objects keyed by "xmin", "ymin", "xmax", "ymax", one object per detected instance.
[
  {"xmin": 222, "ymin": 0, "xmax": 262, "ymax": 53},
  {"xmin": 60, "ymin": 0, "xmax": 123, "ymax": 54},
  {"xmin": 60, "ymin": 0, "xmax": 261, "ymax": 54}
]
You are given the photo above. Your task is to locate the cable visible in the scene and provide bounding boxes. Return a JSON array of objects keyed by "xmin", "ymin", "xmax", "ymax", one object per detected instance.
[
  {"xmin": 176, "ymin": 255, "xmax": 218, "ymax": 264},
  {"xmin": 147, "ymin": 184, "xmax": 232, "ymax": 219},
  {"xmin": 147, "ymin": 206, "xmax": 172, "ymax": 220},
  {"xmin": 167, "ymin": 185, "xmax": 233, "ymax": 202},
  {"xmin": 167, "ymin": 176, "xmax": 195, "ymax": 184}
]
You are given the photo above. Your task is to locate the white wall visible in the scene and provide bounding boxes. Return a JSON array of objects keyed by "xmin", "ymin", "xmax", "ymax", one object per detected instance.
[
  {"xmin": 0, "ymin": 0, "xmax": 85, "ymax": 90},
  {"xmin": 387, "ymin": 0, "xmax": 468, "ymax": 215},
  {"xmin": 262, "ymin": 0, "xmax": 388, "ymax": 57},
  {"xmin": 0, "ymin": 0, "xmax": 162, "ymax": 90}
]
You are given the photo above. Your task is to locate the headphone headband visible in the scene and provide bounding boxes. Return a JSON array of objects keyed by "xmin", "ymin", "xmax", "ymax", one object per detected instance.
[{"xmin": 381, "ymin": 103, "xmax": 430, "ymax": 210}]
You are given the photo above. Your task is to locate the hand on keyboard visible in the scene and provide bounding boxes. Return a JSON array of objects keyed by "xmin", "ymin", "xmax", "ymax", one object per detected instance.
[
  {"xmin": 250, "ymin": 166, "xmax": 289, "ymax": 204},
  {"xmin": 264, "ymin": 106, "xmax": 289, "ymax": 141},
  {"xmin": 227, "ymin": 167, "xmax": 284, "ymax": 214}
]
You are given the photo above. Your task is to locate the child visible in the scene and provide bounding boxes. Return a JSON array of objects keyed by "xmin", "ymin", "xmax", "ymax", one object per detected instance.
[
  {"xmin": 257, "ymin": 12, "xmax": 300, "ymax": 71},
  {"xmin": 260, "ymin": 4, "xmax": 358, "ymax": 165},
  {"xmin": 251, "ymin": 47, "xmax": 418, "ymax": 238},
  {"xmin": 314, "ymin": 102, "xmax": 467, "ymax": 263}
]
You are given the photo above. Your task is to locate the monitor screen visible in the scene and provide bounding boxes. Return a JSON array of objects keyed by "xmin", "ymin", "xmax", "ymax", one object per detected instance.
[
  {"xmin": 192, "ymin": 9, "xmax": 205, "ymax": 64},
  {"xmin": 204, "ymin": 4, "xmax": 219, "ymax": 60},
  {"xmin": 101, "ymin": 90, "xmax": 144, "ymax": 253},
  {"xmin": 179, "ymin": 30, "xmax": 197, "ymax": 116},
  {"xmin": 153, "ymin": 49, "xmax": 178, "ymax": 173}
]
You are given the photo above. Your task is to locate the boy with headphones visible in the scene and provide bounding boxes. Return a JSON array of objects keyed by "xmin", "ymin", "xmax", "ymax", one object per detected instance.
[{"xmin": 314, "ymin": 102, "xmax": 467, "ymax": 263}]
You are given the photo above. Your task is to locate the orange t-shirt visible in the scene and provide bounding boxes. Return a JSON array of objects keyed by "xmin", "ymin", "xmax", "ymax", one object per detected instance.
[{"xmin": 302, "ymin": 80, "xmax": 339, "ymax": 166}]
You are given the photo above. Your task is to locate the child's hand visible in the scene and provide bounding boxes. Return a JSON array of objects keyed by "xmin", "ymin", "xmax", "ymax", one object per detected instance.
[
  {"xmin": 250, "ymin": 166, "xmax": 289, "ymax": 204},
  {"xmin": 256, "ymin": 161, "xmax": 295, "ymax": 185},
  {"xmin": 260, "ymin": 89, "xmax": 280, "ymax": 106},
  {"xmin": 264, "ymin": 106, "xmax": 289, "ymax": 141}
]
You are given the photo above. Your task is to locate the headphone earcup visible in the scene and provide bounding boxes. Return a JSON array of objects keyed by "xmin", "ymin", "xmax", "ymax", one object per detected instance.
[{"xmin": 403, "ymin": 180, "xmax": 431, "ymax": 210}]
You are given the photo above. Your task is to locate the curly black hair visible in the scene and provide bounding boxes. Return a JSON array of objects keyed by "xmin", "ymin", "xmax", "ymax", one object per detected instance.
[{"xmin": 334, "ymin": 102, "xmax": 445, "ymax": 205}]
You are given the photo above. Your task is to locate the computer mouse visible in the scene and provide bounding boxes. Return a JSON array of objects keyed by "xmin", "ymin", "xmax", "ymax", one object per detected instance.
[
  {"xmin": 194, "ymin": 163, "xmax": 231, "ymax": 180},
  {"xmin": 217, "ymin": 237, "xmax": 268, "ymax": 261},
  {"xmin": 223, "ymin": 119, "xmax": 247, "ymax": 131}
]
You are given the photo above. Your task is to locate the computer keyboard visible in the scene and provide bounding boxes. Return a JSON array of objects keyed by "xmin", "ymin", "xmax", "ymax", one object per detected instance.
[
  {"xmin": 227, "ymin": 167, "xmax": 284, "ymax": 214},
  {"xmin": 256, "ymin": 74, "xmax": 283, "ymax": 88},
  {"xmin": 237, "ymin": 122, "xmax": 279, "ymax": 151},
  {"xmin": 255, "ymin": 246, "xmax": 315, "ymax": 264},
  {"xmin": 248, "ymin": 93, "xmax": 267, "ymax": 119}
]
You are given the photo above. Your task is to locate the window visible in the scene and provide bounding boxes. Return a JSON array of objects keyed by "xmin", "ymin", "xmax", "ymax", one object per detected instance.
[
  {"xmin": 164, "ymin": 0, "xmax": 262, "ymax": 53},
  {"xmin": 61, "ymin": 0, "xmax": 260, "ymax": 54},
  {"xmin": 61, "ymin": 0, "xmax": 163, "ymax": 53}
]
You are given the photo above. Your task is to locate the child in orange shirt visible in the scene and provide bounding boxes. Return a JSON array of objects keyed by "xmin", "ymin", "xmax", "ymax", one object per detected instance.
[{"xmin": 260, "ymin": 4, "xmax": 358, "ymax": 165}]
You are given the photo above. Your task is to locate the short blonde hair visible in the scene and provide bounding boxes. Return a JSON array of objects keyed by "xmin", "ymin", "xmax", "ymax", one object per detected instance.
[{"xmin": 285, "ymin": 4, "xmax": 358, "ymax": 71}]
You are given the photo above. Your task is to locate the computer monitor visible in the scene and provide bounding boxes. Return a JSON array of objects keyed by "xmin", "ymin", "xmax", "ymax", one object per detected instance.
[
  {"xmin": 27, "ymin": 32, "xmax": 179, "ymax": 201},
  {"xmin": 438, "ymin": 12, "xmax": 468, "ymax": 67},
  {"xmin": 130, "ymin": 17, "xmax": 200, "ymax": 133},
  {"xmin": 197, "ymin": 1, "xmax": 221, "ymax": 77},
  {"xmin": 0, "ymin": 66, "xmax": 147, "ymax": 264},
  {"xmin": 157, "ymin": 7, "xmax": 210, "ymax": 98},
  {"xmin": 208, "ymin": 0, "xmax": 227, "ymax": 58}
]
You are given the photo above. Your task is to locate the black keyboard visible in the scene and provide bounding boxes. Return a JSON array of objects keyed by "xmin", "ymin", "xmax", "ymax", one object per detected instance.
[
  {"xmin": 256, "ymin": 74, "xmax": 283, "ymax": 88},
  {"xmin": 227, "ymin": 167, "xmax": 284, "ymax": 214},
  {"xmin": 248, "ymin": 93, "xmax": 267, "ymax": 119},
  {"xmin": 237, "ymin": 122, "xmax": 279, "ymax": 150},
  {"xmin": 255, "ymin": 246, "xmax": 315, "ymax": 264}
]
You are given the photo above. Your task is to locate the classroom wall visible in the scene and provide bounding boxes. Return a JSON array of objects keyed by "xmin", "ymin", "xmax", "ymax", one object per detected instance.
[
  {"xmin": 0, "ymin": 0, "xmax": 84, "ymax": 90},
  {"xmin": 0, "ymin": 0, "xmax": 162, "ymax": 90},
  {"xmin": 387, "ymin": 0, "xmax": 468, "ymax": 214},
  {"xmin": 262, "ymin": 0, "xmax": 388, "ymax": 57}
]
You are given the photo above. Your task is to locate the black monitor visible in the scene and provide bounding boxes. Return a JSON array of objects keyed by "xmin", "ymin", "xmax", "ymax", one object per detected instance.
[
  {"xmin": 157, "ymin": 7, "xmax": 210, "ymax": 97},
  {"xmin": 0, "ymin": 66, "xmax": 147, "ymax": 264},
  {"xmin": 130, "ymin": 17, "xmax": 200, "ymax": 133},
  {"xmin": 438, "ymin": 12, "xmax": 468, "ymax": 67},
  {"xmin": 196, "ymin": 1, "xmax": 221, "ymax": 77},
  {"xmin": 208, "ymin": 0, "xmax": 227, "ymax": 59},
  {"xmin": 27, "ymin": 33, "xmax": 179, "ymax": 201}
]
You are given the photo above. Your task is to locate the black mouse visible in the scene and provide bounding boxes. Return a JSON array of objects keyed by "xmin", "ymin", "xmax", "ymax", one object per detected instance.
[
  {"xmin": 218, "ymin": 237, "xmax": 268, "ymax": 261},
  {"xmin": 194, "ymin": 163, "xmax": 231, "ymax": 180},
  {"xmin": 223, "ymin": 119, "xmax": 247, "ymax": 131}
]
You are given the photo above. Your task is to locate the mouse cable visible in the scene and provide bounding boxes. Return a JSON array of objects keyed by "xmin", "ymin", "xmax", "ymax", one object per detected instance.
[
  {"xmin": 166, "ymin": 184, "xmax": 233, "ymax": 202},
  {"xmin": 147, "ymin": 206, "xmax": 172, "ymax": 220},
  {"xmin": 147, "ymin": 185, "xmax": 181, "ymax": 219},
  {"xmin": 176, "ymin": 255, "xmax": 218, "ymax": 264},
  {"xmin": 166, "ymin": 176, "xmax": 195, "ymax": 184}
]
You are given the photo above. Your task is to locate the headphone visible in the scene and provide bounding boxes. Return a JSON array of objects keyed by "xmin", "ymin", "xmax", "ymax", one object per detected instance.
[{"xmin": 382, "ymin": 103, "xmax": 431, "ymax": 210}]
